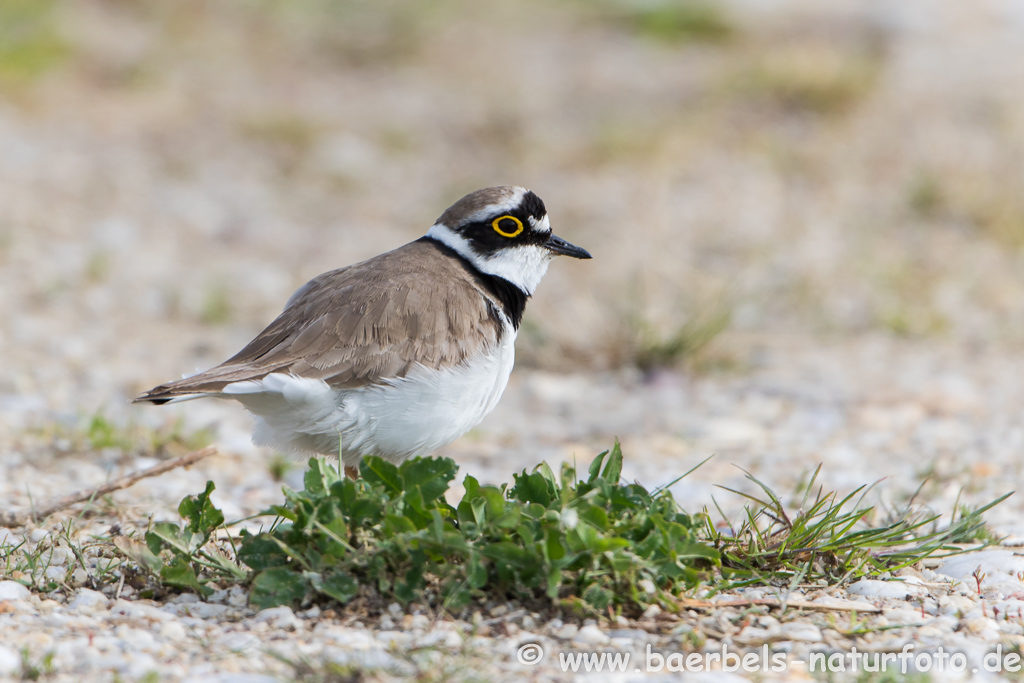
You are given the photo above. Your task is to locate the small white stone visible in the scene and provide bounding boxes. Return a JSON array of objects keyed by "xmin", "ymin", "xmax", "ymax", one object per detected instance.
[
  {"xmin": 387, "ymin": 602, "xmax": 403, "ymax": 616},
  {"xmin": 29, "ymin": 529, "xmax": 48, "ymax": 543},
  {"xmin": 218, "ymin": 632, "xmax": 262, "ymax": 653},
  {"xmin": 159, "ymin": 621, "xmax": 188, "ymax": 641},
  {"xmin": 227, "ymin": 586, "xmax": 248, "ymax": 608},
  {"xmin": 43, "ymin": 566, "xmax": 65, "ymax": 581},
  {"xmin": 185, "ymin": 603, "xmax": 229, "ymax": 619},
  {"xmin": 555, "ymin": 623, "xmax": 579, "ymax": 639},
  {"xmin": 963, "ymin": 617, "xmax": 999, "ymax": 635},
  {"xmin": 780, "ymin": 622, "xmax": 822, "ymax": 642},
  {"xmin": 329, "ymin": 629, "xmax": 375, "ymax": 649},
  {"xmin": 736, "ymin": 626, "xmax": 774, "ymax": 644},
  {"xmin": 69, "ymin": 588, "xmax": 109, "ymax": 611},
  {"xmin": 376, "ymin": 631, "xmax": 413, "ymax": 647},
  {"xmin": 117, "ymin": 627, "xmax": 157, "ymax": 650},
  {"xmin": 416, "ymin": 630, "xmax": 462, "ymax": 649},
  {"xmin": 939, "ymin": 595, "xmax": 976, "ymax": 617},
  {"xmin": 0, "ymin": 581, "xmax": 30, "ymax": 601},
  {"xmin": 0, "ymin": 646, "xmax": 18, "ymax": 676},
  {"xmin": 572, "ymin": 624, "xmax": 610, "ymax": 645},
  {"xmin": 254, "ymin": 605, "xmax": 299, "ymax": 630},
  {"xmin": 847, "ymin": 579, "xmax": 927, "ymax": 599}
]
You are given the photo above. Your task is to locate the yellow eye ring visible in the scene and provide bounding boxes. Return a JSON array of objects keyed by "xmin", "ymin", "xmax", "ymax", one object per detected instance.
[{"xmin": 491, "ymin": 215, "xmax": 524, "ymax": 238}]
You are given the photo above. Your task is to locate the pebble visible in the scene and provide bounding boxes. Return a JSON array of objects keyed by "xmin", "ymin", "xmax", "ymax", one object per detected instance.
[
  {"xmin": 554, "ymin": 623, "xmax": 579, "ymax": 640},
  {"xmin": 572, "ymin": 625, "xmax": 610, "ymax": 645},
  {"xmin": 780, "ymin": 623, "xmax": 822, "ymax": 642},
  {"xmin": 69, "ymin": 588, "xmax": 109, "ymax": 611},
  {"xmin": 188, "ymin": 675, "xmax": 279, "ymax": 683},
  {"xmin": 0, "ymin": 646, "xmax": 19, "ymax": 676},
  {"xmin": 253, "ymin": 606, "xmax": 298, "ymax": 630},
  {"xmin": 160, "ymin": 621, "xmax": 188, "ymax": 641},
  {"xmin": 0, "ymin": 581, "xmax": 29, "ymax": 601},
  {"xmin": 185, "ymin": 603, "xmax": 230, "ymax": 619},
  {"xmin": 415, "ymin": 630, "xmax": 462, "ymax": 649},
  {"xmin": 847, "ymin": 579, "xmax": 928, "ymax": 599}
]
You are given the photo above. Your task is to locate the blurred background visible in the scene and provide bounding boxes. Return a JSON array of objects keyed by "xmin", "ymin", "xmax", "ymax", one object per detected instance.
[{"xmin": 3, "ymin": 0, "xmax": 1024, "ymax": 522}]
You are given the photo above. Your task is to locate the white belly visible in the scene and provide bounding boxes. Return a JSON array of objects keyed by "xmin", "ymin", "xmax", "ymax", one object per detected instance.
[{"xmin": 222, "ymin": 329, "xmax": 516, "ymax": 464}]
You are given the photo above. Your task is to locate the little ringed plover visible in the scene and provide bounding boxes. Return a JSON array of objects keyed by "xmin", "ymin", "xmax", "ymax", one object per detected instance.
[{"xmin": 135, "ymin": 186, "xmax": 591, "ymax": 471}]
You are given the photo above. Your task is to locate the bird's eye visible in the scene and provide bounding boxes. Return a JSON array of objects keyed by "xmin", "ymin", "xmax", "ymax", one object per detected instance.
[{"xmin": 491, "ymin": 215, "xmax": 524, "ymax": 238}]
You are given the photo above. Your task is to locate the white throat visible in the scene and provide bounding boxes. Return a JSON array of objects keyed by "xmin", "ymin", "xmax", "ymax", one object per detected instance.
[{"xmin": 426, "ymin": 223, "xmax": 552, "ymax": 295}]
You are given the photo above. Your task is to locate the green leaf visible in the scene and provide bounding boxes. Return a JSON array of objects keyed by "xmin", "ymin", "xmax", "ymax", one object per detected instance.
[
  {"xmin": 304, "ymin": 458, "xmax": 332, "ymax": 497},
  {"xmin": 588, "ymin": 451, "xmax": 608, "ymax": 483},
  {"xmin": 583, "ymin": 584, "xmax": 613, "ymax": 610},
  {"xmin": 384, "ymin": 514, "xmax": 417, "ymax": 535},
  {"xmin": 482, "ymin": 541, "xmax": 536, "ymax": 568},
  {"xmin": 511, "ymin": 470, "xmax": 557, "ymax": 506},
  {"xmin": 312, "ymin": 570, "xmax": 359, "ymax": 603},
  {"xmin": 250, "ymin": 567, "xmax": 308, "ymax": 609},
  {"xmin": 146, "ymin": 522, "xmax": 206, "ymax": 558},
  {"xmin": 602, "ymin": 440, "xmax": 623, "ymax": 484},
  {"xmin": 178, "ymin": 481, "xmax": 225, "ymax": 539},
  {"xmin": 547, "ymin": 567, "xmax": 563, "ymax": 598},
  {"xmin": 395, "ymin": 560, "xmax": 425, "ymax": 603},
  {"xmin": 237, "ymin": 531, "xmax": 291, "ymax": 572},
  {"xmin": 359, "ymin": 456, "xmax": 403, "ymax": 495},
  {"xmin": 441, "ymin": 580, "xmax": 472, "ymax": 610},
  {"xmin": 160, "ymin": 556, "xmax": 211, "ymax": 596},
  {"xmin": 578, "ymin": 504, "xmax": 610, "ymax": 531},
  {"xmin": 400, "ymin": 457, "xmax": 458, "ymax": 510},
  {"xmin": 114, "ymin": 536, "xmax": 164, "ymax": 574},
  {"xmin": 467, "ymin": 551, "xmax": 487, "ymax": 589}
]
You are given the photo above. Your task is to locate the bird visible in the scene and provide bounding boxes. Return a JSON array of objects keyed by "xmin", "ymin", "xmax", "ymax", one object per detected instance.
[{"xmin": 135, "ymin": 186, "xmax": 591, "ymax": 476}]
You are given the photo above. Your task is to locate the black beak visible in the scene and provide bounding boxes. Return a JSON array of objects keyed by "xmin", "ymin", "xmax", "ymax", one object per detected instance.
[{"xmin": 545, "ymin": 234, "xmax": 592, "ymax": 259}]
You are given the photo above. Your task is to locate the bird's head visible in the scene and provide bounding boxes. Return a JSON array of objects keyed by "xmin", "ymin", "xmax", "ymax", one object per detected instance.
[{"xmin": 426, "ymin": 185, "xmax": 591, "ymax": 295}]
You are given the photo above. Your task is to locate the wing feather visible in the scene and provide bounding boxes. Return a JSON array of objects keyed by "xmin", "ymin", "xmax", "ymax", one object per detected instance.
[{"xmin": 135, "ymin": 240, "xmax": 504, "ymax": 403}]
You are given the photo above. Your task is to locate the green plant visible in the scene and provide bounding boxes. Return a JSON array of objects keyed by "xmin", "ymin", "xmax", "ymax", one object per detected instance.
[
  {"xmin": 19, "ymin": 648, "xmax": 54, "ymax": 681},
  {"xmin": 708, "ymin": 465, "xmax": 1010, "ymax": 587},
  {"xmin": 138, "ymin": 444, "xmax": 718, "ymax": 612},
  {"xmin": 238, "ymin": 443, "xmax": 718, "ymax": 612},
  {"xmin": 634, "ymin": 306, "xmax": 732, "ymax": 372},
  {"xmin": 75, "ymin": 411, "xmax": 213, "ymax": 456},
  {"xmin": 601, "ymin": 0, "xmax": 734, "ymax": 44},
  {"xmin": 0, "ymin": 0, "xmax": 69, "ymax": 84},
  {"xmin": 730, "ymin": 43, "xmax": 882, "ymax": 116},
  {"xmin": 131, "ymin": 445, "xmax": 1008, "ymax": 615}
]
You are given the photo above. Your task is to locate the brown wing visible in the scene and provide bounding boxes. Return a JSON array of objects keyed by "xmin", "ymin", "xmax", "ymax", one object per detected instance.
[{"xmin": 135, "ymin": 240, "xmax": 504, "ymax": 402}]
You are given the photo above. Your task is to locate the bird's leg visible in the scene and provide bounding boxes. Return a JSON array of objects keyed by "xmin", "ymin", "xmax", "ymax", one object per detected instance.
[{"xmin": 344, "ymin": 466, "xmax": 359, "ymax": 480}]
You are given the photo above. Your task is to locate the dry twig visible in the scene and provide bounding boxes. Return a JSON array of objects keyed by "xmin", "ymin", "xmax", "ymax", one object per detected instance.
[
  {"xmin": 0, "ymin": 447, "xmax": 217, "ymax": 528},
  {"xmin": 678, "ymin": 597, "xmax": 881, "ymax": 614}
]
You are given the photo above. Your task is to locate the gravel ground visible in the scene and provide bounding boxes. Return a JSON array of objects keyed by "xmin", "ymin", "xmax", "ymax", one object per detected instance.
[{"xmin": 4, "ymin": 0, "xmax": 1024, "ymax": 681}]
